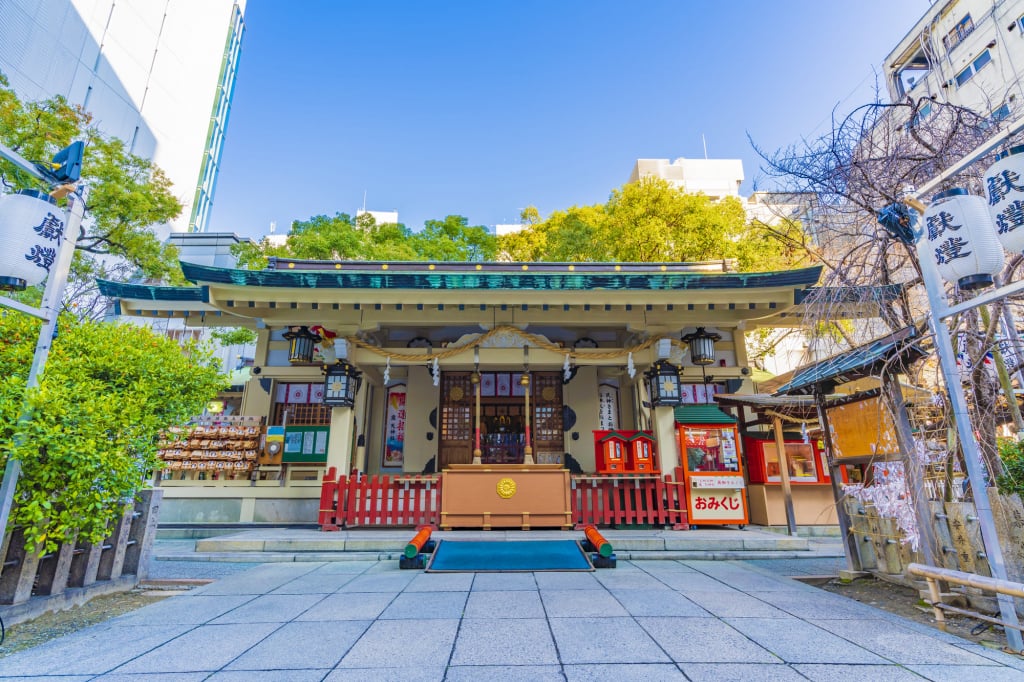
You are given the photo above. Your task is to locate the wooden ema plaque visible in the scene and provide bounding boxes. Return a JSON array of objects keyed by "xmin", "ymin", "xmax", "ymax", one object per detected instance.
[{"xmin": 440, "ymin": 464, "xmax": 573, "ymax": 530}]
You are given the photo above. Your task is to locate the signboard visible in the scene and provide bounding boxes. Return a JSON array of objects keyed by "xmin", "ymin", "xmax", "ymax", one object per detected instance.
[
  {"xmin": 383, "ymin": 385, "xmax": 406, "ymax": 468},
  {"xmin": 688, "ymin": 487, "xmax": 747, "ymax": 523},
  {"xmin": 690, "ymin": 475, "xmax": 745, "ymax": 489},
  {"xmin": 826, "ymin": 395, "xmax": 899, "ymax": 460},
  {"xmin": 598, "ymin": 384, "xmax": 619, "ymax": 430},
  {"xmin": 282, "ymin": 425, "xmax": 329, "ymax": 463}
]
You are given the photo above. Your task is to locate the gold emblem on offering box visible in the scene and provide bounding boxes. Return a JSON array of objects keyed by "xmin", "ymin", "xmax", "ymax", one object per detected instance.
[{"xmin": 496, "ymin": 477, "xmax": 517, "ymax": 498}]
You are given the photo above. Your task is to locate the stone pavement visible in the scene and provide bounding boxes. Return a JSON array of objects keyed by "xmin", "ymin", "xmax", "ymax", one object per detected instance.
[{"xmin": 4, "ymin": 554, "xmax": 1024, "ymax": 680}]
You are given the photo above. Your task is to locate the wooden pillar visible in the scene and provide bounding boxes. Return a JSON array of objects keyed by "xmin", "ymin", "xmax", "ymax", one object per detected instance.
[
  {"xmin": 352, "ymin": 379, "xmax": 371, "ymax": 473},
  {"xmin": 522, "ymin": 368, "xmax": 534, "ymax": 465},
  {"xmin": 814, "ymin": 391, "xmax": 862, "ymax": 572},
  {"xmin": 772, "ymin": 416, "xmax": 798, "ymax": 536},
  {"xmin": 652, "ymin": 406, "xmax": 681, "ymax": 473},
  {"xmin": 472, "ymin": 367, "xmax": 482, "ymax": 465},
  {"xmin": 326, "ymin": 405, "xmax": 355, "ymax": 474}
]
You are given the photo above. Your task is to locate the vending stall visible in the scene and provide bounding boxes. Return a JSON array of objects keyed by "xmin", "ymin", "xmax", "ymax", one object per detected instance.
[
  {"xmin": 743, "ymin": 432, "xmax": 837, "ymax": 526},
  {"xmin": 674, "ymin": 405, "xmax": 748, "ymax": 528}
]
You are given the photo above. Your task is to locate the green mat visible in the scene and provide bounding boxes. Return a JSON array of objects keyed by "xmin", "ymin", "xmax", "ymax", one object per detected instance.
[{"xmin": 425, "ymin": 539, "xmax": 594, "ymax": 572}]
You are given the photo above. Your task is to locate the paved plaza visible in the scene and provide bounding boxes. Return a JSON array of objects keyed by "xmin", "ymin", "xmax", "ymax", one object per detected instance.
[{"xmin": 3, "ymin": 554, "xmax": 1024, "ymax": 680}]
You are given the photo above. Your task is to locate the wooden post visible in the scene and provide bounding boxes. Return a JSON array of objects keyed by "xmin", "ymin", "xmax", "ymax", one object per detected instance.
[
  {"xmin": 522, "ymin": 371, "xmax": 534, "ymax": 464},
  {"xmin": 771, "ymin": 416, "xmax": 797, "ymax": 536},
  {"xmin": 472, "ymin": 369, "xmax": 482, "ymax": 465},
  {"xmin": 815, "ymin": 390, "xmax": 862, "ymax": 572}
]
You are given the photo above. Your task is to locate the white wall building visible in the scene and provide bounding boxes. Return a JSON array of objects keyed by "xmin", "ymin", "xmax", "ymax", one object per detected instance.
[
  {"xmin": 629, "ymin": 157, "xmax": 814, "ymax": 227},
  {"xmin": 0, "ymin": 0, "xmax": 246, "ymax": 233},
  {"xmin": 629, "ymin": 158, "xmax": 744, "ymax": 201},
  {"xmin": 356, "ymin": 209, "xmax": 399, "ymax": 226},
  {"xmin": 886, "ymin": 0, "xmax": 1024, "ymax": 122}
]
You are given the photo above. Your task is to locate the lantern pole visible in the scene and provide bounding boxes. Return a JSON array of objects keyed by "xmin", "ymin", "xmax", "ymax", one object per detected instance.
[
  {"xmin": 0, "ymin": 141, "xmax": 85, "ymax": 547},
  {"xmin": 883, "ymin": 200, "xmax": 1023, "ymax": 652}
]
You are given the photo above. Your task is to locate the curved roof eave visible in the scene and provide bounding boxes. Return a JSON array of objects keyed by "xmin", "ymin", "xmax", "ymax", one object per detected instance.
[{"xmin": 179, "ymin": 261, "xmax": 825, "ymax": 291}]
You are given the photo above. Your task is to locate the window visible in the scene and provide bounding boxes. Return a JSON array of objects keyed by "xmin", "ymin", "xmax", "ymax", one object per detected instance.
[
  {"xmin": 892, "ymin": 47, "xmax": 931, "ymax": 98},
  {"xmin": 166, "ymin": 328, "xmax": 201, "ymax": 345},
  {"xmin": 955, "ymin": 49, "xmax": 993, "ymax": 87},
  {"xmin": 907, "ymin": 102, "xmax": 932, "ymax": 130},
  {"xmin": 943, "ymin": 14, "xmax": 974, "ymax": 53},
  {"xmin": 981, "ymin": 103, "xmax": 1012, "ymax": 130},
  {"xmin": 1018, "ymin": 14, "xmax": 1024, "ymax": 33},
  {"xmin": 763, "ymin": 442, "xmax": 819, "ymax": 482}
]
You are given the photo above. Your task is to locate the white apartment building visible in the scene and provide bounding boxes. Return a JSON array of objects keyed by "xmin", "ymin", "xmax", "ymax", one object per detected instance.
[
  {"xmin": 0, "ymin": 0, "xmax": 246, "ymax": 233},
  {"xmin": 886, "ymin": 0, "xmax": 1024, "ymax": 122},
  {"xmin": 356, "ymin": 209, "xmax": 400, "ymax": 226},
  {"xmin": 629, "ymin": 157, "xmax": 813, "ymax": 227},
  {"xmin": 629, "ymin": 158, "xmax": 744, "ymax": 201}
]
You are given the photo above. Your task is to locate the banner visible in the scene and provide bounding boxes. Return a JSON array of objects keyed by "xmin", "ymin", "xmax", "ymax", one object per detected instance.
[
  {"xmin": 383, "ymin": 386, "xmax": 406, "ymax": 468},
  {"xmin": 598, "ymin": 384, "xmax": 619, "ymax": 430}
]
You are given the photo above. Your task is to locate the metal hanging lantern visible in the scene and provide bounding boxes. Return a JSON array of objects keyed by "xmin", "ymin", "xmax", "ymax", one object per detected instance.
[
  {"xmin": 681, "ymin": 327, "xmax": 721, "ymax": 366},
  {"xmin": 645, "ymin": 360, "xmax": 682, "ymax": 407},
  {"xmin": 322, "ymin": 360, "xmax": 361, "ymax": 407},
  {"xmin": 984, "ymin": 146, "xmax": 1024, "ymax": 255},
  {"xmin": 921, "ymin": 188, "xmax": 1004, "ymax": 290},
  {"xmin": 283, "ymin": 326, "xmax": 320, "ymax": 364},
  {"xmin": 0, "ymin": 189, "xmax": 65, "ymax": 291}
]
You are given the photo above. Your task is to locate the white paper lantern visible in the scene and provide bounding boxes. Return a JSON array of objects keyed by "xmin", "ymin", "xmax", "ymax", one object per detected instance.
[
  {"xmin": 0, "ymin": 189, "xmax": 64, "ymax": 291},
  {"xmin": 984, "ymin": 145, "xmax": 1024, "ymax": 255},
  {"xmin": 920, "ymin": 188, "xmax": 1004, "ymax": 290}
]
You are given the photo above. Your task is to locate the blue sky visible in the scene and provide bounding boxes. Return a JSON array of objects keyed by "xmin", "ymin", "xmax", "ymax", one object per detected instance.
[{"xmin": 208, "ymin": 1, "xmax": 931, "ymax": 240}]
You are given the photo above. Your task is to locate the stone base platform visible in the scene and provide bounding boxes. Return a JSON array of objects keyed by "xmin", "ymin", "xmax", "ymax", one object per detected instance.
[{"xmin": 155, "ymin": 526, "xmax": 845, "ymax": 563}]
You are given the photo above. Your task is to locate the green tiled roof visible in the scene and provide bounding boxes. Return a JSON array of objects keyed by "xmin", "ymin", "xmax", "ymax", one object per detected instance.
[
  {"xmin": 673, "ymin": 404, "xmax": 737, "ymax": 424},
  {"xmin": 96, "ymin": 280, "xmax": 208, "ymax": 302},
  {"xmin": 180, "ymin": 261, "xmax": 824, "ymax": 291},
  {"xmin": 773, "ymin": 326, "xmax": 926, "ymax": 396}
]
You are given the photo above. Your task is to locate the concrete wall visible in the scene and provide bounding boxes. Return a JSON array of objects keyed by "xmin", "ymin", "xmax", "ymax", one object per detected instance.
[
  {"xmin": 402, "ymin": 366, "xmax": 439, "ymax": 474},
  {"xmin": 563, "ymin": 366, "xmax": 600, "ymax": 471}
]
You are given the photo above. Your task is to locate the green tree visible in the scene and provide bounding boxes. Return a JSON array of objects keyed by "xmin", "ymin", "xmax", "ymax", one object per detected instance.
[
  {"xmin": 498, "ymin": 178, "xmax": 811, "ymax": 270},
  {"xmin": 410, "ymin": 215, "xmax": 497, "ymax": 261},
  {"xmin": 0, "ymin": 74, "xmax": 184, "ymax": 289},
  {"xmin": 211, "ymin": 328, "xmax": 259, "ymax": 347},
  {"xmin": 232, "ymin": 212, "xmax": 496, "ymax": 266},
  {"xmin": 0, "ymin": 314, "xmax": 226, "ymax": 553},
  {"xmin": 232, "ymin": 212, "xmax": 420, "ymax": 268}
]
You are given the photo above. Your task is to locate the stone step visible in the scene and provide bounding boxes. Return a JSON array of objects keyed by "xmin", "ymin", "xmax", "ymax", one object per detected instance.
[{"xmin": 179, "ymin": 526, "xmax": 834, "ymax": 561}]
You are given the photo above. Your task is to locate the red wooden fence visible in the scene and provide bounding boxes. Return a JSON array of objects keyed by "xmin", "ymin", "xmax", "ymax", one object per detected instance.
[
  {"xmin": 570, "ymin": 468, "xmax": 688, "ymax": 530},
  {"xmin": 318, "ymin": 467, "xmax": 688, "ymax": 530},
  {"xmin": 319, "ymin": 468, "xmax": 442, "ymax": 530}
]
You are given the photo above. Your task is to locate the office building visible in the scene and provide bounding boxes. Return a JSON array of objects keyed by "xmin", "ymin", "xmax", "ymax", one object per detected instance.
[{"xmin": 0, "ymin": 0, "xmax": 246, "ymax": 232}]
